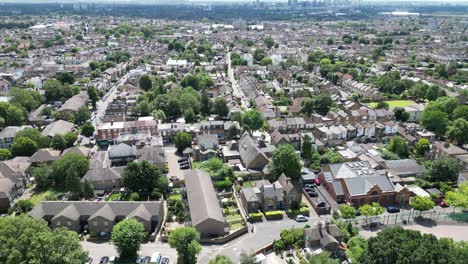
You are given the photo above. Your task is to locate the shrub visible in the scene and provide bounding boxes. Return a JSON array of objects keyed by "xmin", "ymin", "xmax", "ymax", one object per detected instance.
[
  {"xmin": 299, "ymin": 207, "xmax": 310, "ymax": 216},
  {"xmin": 265, "ymin": 210, "xmax": 284, "ymax": 219},
  {"xmin": 248, "ymin": 212, "xmax": 263, "ymax": 222}
]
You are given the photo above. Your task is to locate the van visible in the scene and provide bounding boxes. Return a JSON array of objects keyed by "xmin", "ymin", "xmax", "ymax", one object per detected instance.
[{"xmin": 150, "ymin": 252, "xmax": 161, "ymax": 264}]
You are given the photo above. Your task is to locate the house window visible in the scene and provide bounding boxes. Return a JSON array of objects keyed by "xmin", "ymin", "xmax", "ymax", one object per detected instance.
[
  {"xmin": 67, "ymin": 221, "xmax": 72, "ymax": 226},
  {"xmin": 277, "ymin": 201, "xmax": 283, "ymax": 209}
]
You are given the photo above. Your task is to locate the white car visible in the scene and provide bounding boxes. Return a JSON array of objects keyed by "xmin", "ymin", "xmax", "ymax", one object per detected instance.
[{"xmin": 295, "ymin": 215, "xmax": 308, "ymax": 222}]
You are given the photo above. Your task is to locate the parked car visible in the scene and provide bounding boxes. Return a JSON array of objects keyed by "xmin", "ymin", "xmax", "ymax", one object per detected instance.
[
  {"xmin": 135, "ymin": 256, "xmax": 143, "ymax": 264},
  {"xmin": 439, "ymin": 201, "xmax": 449, "ymax": 208},
  {"xmin": 150, "ymin": 252, "xmax": 161, "ymax": 264},
  {"xmin": 99, "ymin": 257, "xmax": 109, "ymax": 264},
  {"xmin": 179, "ymin": 161, "xmax": 189, "ymax": 166},
  {"xmin": 295, "ymin": 215, "xmax": 308, "ymax": 222},
  {"xmin": 307, "ymin": 190, "xmax": 318, "ymax": 197},
  {"xmin": 304, "ymin": 186, "xmax": 315, "ymax": 192},
  {"xmin": 305, "ymin": 183, "xmax": 316, "ymax": 189},
  {"xmin": 160, "ymin": 256, "xmax": 170, "ymax": 264},
  {"xmin": 142, "ymin": 257, "xmax": 151, "ymax": 264},
  {"xmin": 386, "ymin": 206, "xmax": 400, "ymax": 213},
  {"xmin": 86, "ymin": 257, "xmax": 93, "ymax": 264},
  {"xmin": 108, "ymin": 256, "xmax": 116, "ymax": 264},
  {"xmin": 180, "ymin": 164, "xmax": 190, "ymax": 170},
  {"xmin": 177, "ymin": 157, "xmax": 188, "ymax": 163},
  {"xmin": 316, "ymin": 201, "xmax": 326, "ymax": 207}
]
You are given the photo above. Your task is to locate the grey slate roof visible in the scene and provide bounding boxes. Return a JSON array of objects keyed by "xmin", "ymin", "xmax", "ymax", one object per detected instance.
[
  {"xmin": 137, "ymin": 145, "xmax": 166, "ymax": 164},
  {"xmin": 30, "ymin": 201, "xmax": 163, "ymax": 222},
  {"xmin": 343, "ymin": 175, "xmax": 395, "ymax": 196},
  {"xmin": 41, "ymin": 120, "xmax": 74, "ymax": 137},
  {"xmin": 83, "ymin": 167, "xmax": 121, "ymax": 182},
  {"xmin": 238, "ymin": 133, "xmax": 269, "ymax": 169},
  {"xmin": 184, "ymin": 169, "xmax": 224, "ymax": 226},
  {"xmin": 383, "ymin": 159, "xmax": 425, "ymax": 177},
  {"xmin": 108, "ymin": 143, "xmax": 137, "ymax": 159}
]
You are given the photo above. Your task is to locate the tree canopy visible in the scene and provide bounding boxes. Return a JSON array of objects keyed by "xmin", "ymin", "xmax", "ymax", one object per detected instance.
[
  {"xmin": 122, "ymin": 161, "xmax": 167, "ymax": 199},
  {"xmin": 168, "ymin": 227, "xmax": 202, "ymax": 264},
  {"xmin": 242, "ymin": 110, "xmax": 264, "ymax": 134},
  {"xmin": 269, "ymin": 144, "xmax": 302, "ymax": 181},
  {"xmin": 446, "ymin": 182, "xmax": 468, "ymax": 209},
  {"xmin": 410, "ymin": 196, "xmax": 435, "ymax": 214},
  {"xmin": 174, "ymin": 131, "xmax": 192, "ymax": 152},
  {"xmin": 111, "ymin": 218, "xmax": 147, "ymax": 259},
  {"xmin": 428, "ymin": 158, "xmax": 460, "ymax": 183},
  {"xmin": 0, "ymin": 216, "xmax": 88, "ymax": 264}
]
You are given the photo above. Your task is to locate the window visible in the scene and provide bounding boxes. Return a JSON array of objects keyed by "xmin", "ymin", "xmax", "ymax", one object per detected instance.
[{"xmin": 67, "ymin": 221, "xmax": 72, "ymax": 226}]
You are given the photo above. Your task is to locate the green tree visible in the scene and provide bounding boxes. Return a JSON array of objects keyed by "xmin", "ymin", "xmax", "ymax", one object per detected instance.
[
  {"xmin": 183, "ymin": 109, "xmax": 196, "ymax": 124},
  {"xmin": 10, "ymin": 199, "xmax": 34, "ymax": 214},
  {"xmin": 452, "ymin": 105, "xmax": 468, "ymax": 121},
  {"xmin": 415, "ymin": 138, "xmax": 431, "ymax": 155},
  {"xmin": 410, "ymin": 196, "xmax": 435, "ymax": 215},
  {"xmin": 111, "ymin": 218, "xmax": 147, "ymax": 259},
  {"xmin": 51, "ymin": 134, "xmax": 66, "ymax": 151},
  {"xmin": 361, "ymin": 227, "xmax": 460, "ymax": 264},
  {"xmin": 376, "ymin": 101, "xmax": 389, "ymax": 110},
  {"xmin": 44, "ymin": 79, "xmax": 63, "ymax": 101},
  {"xmin": 446, "ymin": 182, "xmax": 468, "ymax": 210},
  {"xmin": 213, "ymin": 97, "xmax": 229, "ymax": 118},
  {"xmin": 242, "ymin": 110, "xmax": 264, "ymax": 134},
  {"xmin": 57, "ymin": 72, "xmax": 75, "ymax": 85},
  {"xmin": 87, "ymin": 86, "xmax": 99, "ymax": 109},
  {"xmin": 301, "ymin": 94, "xmax": 333, "ymax": 116},
  {"xmin": 174, "ymin": 131, "xmax": 192, "ymax": 152},
  {"xmin": 0, "ymin": 148, "xmax": 11, "ymax": 160},
  {"xmin": 425, "ymin": 96, "xmax": 459, "ymax": 115},
  {"xmin": 269, "ymin": 144, "xmax": 301, "ymax": 181},
  {"xmin": 359, "ymin": 202, "xmax": 385, "ymax": 224},
  {"xmin": 0, "ymin": 216, "xmax": 88, "ymax": 263},
  {"xmin": 446, "ymin": 118, "xmax": 468, "ymax": 146},
  {"xmin": 82, "ymin": 180, "xmax": 95, "ymax": 199},
  {"xmin": 209, "ymin": 255, "xmax": 234, "ymax": 264},
  {"xmin": 200, "ymin": 88, "xmax": 211, "ymax": 116},
  {"xmin": 139, "ymin": 75, "xmax": 152, "ymax": 91},
  {"xmin": 8, "ymin": 87, "xmax": 42, "ymax": 112},
  {"xmin": 264, "ymin": 36, "xmax": 274, "ymax": 49},
  {"xmin": 301, "ymin": 135, "xmax": 313, "ymax": 160},
  {"xmin": 339, "ymin": 205, "xmax": 357, "ymax": 219},
  {"xmin": 75, "ymin": 106, "xmax": 90, "ymax": 124},
  {"xmin": 65, "ymin": 171, "xmax": 82, "ymax": 198},
  {"xmin": 52, "ymin": 153, "xmax": 89, "ymax": 185},
  {"xmin": 226, "ymin": 125, "xmax": 239, "ymax": 140},
  {"xmin": 15, "ymin": 128, "xmax": 49, "ymax": 148},
  {"xmin": 80, "ymin": 121, "xmax": 95, "ymax": 138},
  {"xmin": 11, "ymin": 137, "xmax": 38, "ymax": 157},
  {"xmin": 386, "ymin": 136, "xmax": 409, "ymax": 158},
  {"xmin": 308, "ymin": 252, "xmax": 339, "ymax": 264},
  {"xmin": 32, "ymin": 164, "xmax": 54, "ymax": 190},
  {"xmin": 428, "ymin": 158, "xmax": 460, "ymax": 183},
  {"xmin": 152, "ymin": 109, "xmax": 167, "ymax": 121},
  {"xmin": 259, "ymin": 57, "xmax": 272, "ymax": 66},
  {"xmin": 122, "ymin": 161, "xmax": 166, "ymax": 198},
  {"xmin": 346, "ymin": 236, "xmax": 368, "ymax": 263},
  {"xmin": 168, "ymin": 227, "xmax": 202, "ymax": 264},
  {"xmin": 64, "ymin": 132, "xmax": 77, "ymax": 148},
  {"xmin": 421, "ymin": 110, "xmax": 449, "ymax": 137}
]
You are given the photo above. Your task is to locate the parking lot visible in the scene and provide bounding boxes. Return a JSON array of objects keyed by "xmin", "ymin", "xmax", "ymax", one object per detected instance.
[
  {"xmin": 81, "ymin": 240, "xmax": 178, "ymax": 263},
  {"xmin": 165, "ymin": 147, "xmax": 188, "ymax": 183}
]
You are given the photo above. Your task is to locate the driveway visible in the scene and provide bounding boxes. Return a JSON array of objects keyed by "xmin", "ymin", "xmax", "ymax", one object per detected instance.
[{"xmin": 164, "ymin": 147, "xmax": 186, "ymax": 182}]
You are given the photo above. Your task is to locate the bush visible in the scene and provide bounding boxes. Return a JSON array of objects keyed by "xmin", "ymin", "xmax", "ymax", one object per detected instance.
[
  {"xmin": 248, "ymin": 212, "xmax": 263, "ymax": 222},
  {"xmin": 265, "ymin": 211, "xmax": 284, "ymax": 220},
  {"xmin": 287, "ymin": 207, "xmax": 310, "ymax": 217}
]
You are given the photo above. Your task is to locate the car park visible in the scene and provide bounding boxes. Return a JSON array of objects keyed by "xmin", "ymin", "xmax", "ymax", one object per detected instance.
[
  {"xmin": 386, "ymin": 206, "xmax": 400, "ymax": 213},
  {"xmin": 295, "ymin": 214, "xmax": 308, "ymax": 222}
]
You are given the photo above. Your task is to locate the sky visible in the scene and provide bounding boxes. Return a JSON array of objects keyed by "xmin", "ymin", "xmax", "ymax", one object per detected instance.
[{"xmin": 1, "ymin": 0, "xmax": 467, "ymax": 3}]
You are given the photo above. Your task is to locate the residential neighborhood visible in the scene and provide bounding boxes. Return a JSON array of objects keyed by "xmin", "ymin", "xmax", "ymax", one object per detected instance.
[{"xmin": 0, "ymin": 1, "xmax": 467, "ymax": 264}]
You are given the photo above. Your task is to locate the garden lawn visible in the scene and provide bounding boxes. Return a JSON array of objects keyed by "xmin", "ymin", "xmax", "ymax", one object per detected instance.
[
  {"xmin": 368, "ymin": 100, "xmax": 415, "ymax": 109},
  {"xmin": 29, "ymin": 190, "xmax": 55, "ymax": 205},
  {"xmin": 106, "ymin": 193, "xmax": 121, "ymax": 201},
  {"xmin": 168, "ymin": 193, "xmax": 182, "ymax": 201}
]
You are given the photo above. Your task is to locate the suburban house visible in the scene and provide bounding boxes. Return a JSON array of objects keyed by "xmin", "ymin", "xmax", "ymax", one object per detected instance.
[
  {"xmin": 41, "ymin": 120, "xmax": 75, "ymax": 137},
  {"xmin": 136, "ymin": 145, "xmax": 166, "ymax": 171},
  {"xmin": 240, "ymin": 174, "xmax": 302, "ymax": 213},
  {"xmin": 184, "ymin": 169, "xmax": 226, "ymax": 237},
  {"xmin": 304, "ymin": 222, "xmax": 343, "ymax": 252},
  {"xmin": 0, "ymin": 126, "xmax": 31, "ymax": 149},
  {"xmin": 29, "ymin": 201, "xmax": 164, "ymax": 234},
  {"xmin": 58, "ymin": 91, "xmax": 89, "ymax": 117},
  {"xmin": 193, "ymin": 134, "xmax": 219, "ymax": 161},
  {"xmin": 0, "ymin": 177, "xmax": 24, "ymax": 212},
  {"xmin": 82, "ymin": 167, "xmax": 122, "ymax": 191},
  {"xmin": 318, "ymin": 161, "xmax": 411, "ymax": 207},
  {"xmin": 382, "ymin": 159, "xmax": 425, "ymax": 184},
  {"xmin": 30, "ymin": 149, "xmax": 62, "ymax": 165},
  {"xmin": 238, "ymin": 133, "xmax": 271, "ymax": 172},
  {"xmin": 108, "ymin": 143, "xmax": 138, "ymax": 166}
]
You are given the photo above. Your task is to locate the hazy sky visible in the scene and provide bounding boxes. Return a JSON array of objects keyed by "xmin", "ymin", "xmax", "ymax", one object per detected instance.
[{"xmin": 1, "ymin": 0, "xmax": 467, "ymax": 3}]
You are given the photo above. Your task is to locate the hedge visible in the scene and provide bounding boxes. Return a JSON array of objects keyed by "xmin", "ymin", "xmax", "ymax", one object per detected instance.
[
  {"xmin": 287, "ymin": 207, "xmax": 310, "ymax": 216},
  {"xmin": 265, "ymin": 210, "xmax": 284, "ymax": 219},
  {"xmin": 249, "ymin": 212, "xmax": 263, "ymax": 222}
]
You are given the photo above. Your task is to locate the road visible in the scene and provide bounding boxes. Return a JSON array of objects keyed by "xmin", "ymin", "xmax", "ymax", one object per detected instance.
[
  {"xmin": 92, "ymin": 66, "xmax": 144, "ymax": 128},
  {"xmin": 226, "ymin": 52, "xmax": 249, "ymax": 109}
]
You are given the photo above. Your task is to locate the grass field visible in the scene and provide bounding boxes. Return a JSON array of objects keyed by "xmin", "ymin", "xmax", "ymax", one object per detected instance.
[
  {"xmin": 368, "ymin": 100, "xmax": 415, "ymax": 109},
  {"xmin": 28, "ymin": 190, "xmax": 54, "ymax": 205}
]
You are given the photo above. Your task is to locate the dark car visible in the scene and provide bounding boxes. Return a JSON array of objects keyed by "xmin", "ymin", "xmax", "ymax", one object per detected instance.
[
  {"xmin": 180, "ymin": 164, "xmax": 190, "ymax": 170},
  {"xmin": 304, "ymin": 186, "xmax": 315, "ymax": 192},
  {"xmin": 386, "ymin": 206, "xmax": 400, "ymax": 213},
  {"xmin": 177, "ymin": 157, "xmax": 188, "ymax": 163},
  {"xmin": 142, "ymin": 257, "xmax": 151, "ymax": 264},
  {"xmin": 316, "ymin": 201, "xmax": 326, "ymax": 207},
  {"xmin": 307, "ymin": 191, "xmax": 318, "ymax": 197},
  {"xmin": 305, "ymin": 183, "xmax": 316, "ymax": 189},
  {"xmin": 160, "ymin": 257, "xmax": 170, "ymax": 264},
  {"xmin": 179, "ymin": 161, "xmax": 189, "ymax": 166},
  {"xmin": 99, "ymin": 257, "xmax": 109, "ymax": 264}
]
